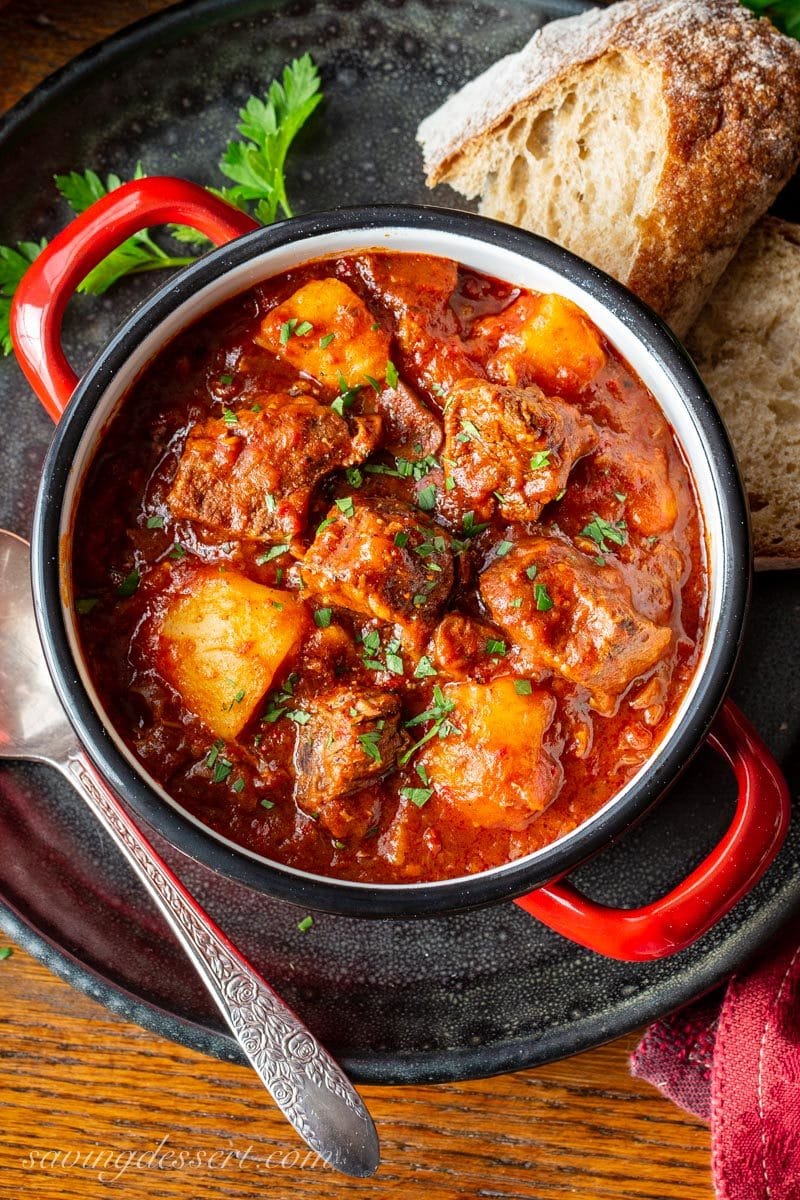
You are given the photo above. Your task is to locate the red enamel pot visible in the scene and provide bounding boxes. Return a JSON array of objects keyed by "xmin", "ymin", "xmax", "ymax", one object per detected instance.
[{"xmin": 11, "ymin": 176, "xmax": 790, "ymax": 960}]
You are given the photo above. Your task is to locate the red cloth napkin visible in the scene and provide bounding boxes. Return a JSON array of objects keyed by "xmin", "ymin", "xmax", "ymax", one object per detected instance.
[{"xmin": 631, "ymin": 927, "xmax": 800, "ymax": 1199}]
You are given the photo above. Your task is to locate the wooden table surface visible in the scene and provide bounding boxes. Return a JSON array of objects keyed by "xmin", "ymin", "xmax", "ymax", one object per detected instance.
[{"xmin": 0, "ymin": 2, "xmax": 713, "ymax": 1196}]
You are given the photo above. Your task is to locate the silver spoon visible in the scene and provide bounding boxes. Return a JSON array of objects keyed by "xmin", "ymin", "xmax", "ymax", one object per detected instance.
[{"xmin": 0, "ymin": 528, "xmax": 379, "ymax": 1178}]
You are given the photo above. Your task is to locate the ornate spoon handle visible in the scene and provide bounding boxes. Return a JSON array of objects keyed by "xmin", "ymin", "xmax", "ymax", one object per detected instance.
[{"xmin": 60, "ymin": 747, "xmax": 380, "ymax": 1178}]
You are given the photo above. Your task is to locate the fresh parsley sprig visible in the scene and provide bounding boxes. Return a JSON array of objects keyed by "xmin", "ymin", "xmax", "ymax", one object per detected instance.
[
  {"xmin": 218, "ymin": 52, "xmax": 322, "ymax": 225},
  {"xmin": 54, "ymin": 164, "xmax": 198, "ymax": 295},
  {"xmin": 0, "ymin": 54, "xmax": 323, "ymax": 356}
]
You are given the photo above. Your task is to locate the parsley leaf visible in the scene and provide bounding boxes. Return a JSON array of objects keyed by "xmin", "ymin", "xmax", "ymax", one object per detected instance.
[
  {"xmin": 0, "ymin": 57, "xmax": 324, "ymax": 356},
  {"xmin": 580, "ymin": 513, "xmax": 628, "ymax": 554},
  {"xmin": 219, "ymin": 53, "xmax": 323, "ymax": 224},
  {"xmin": 54, "ymin": 165, "xmax": 197, "ymax": 295}
]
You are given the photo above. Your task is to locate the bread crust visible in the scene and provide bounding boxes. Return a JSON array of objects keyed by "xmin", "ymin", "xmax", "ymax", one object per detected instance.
[{"xmin": 418, "ymin": 0, "xmax": 800, "ymax": 333}]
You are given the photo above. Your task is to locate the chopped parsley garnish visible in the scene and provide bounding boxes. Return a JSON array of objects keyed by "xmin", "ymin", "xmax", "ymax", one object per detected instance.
[
  {"xmin": 554, "ymin": 489, "xmax": 567, "ymax": 502},
  {"xmin": 485, "ymin": 638, "xmax": 506, "ymax": 657},
  {"xmin": 219, "ymin": 373, "xmax": 234, "ymax": 385},
  {"xmin": 314, "ymin": 607, "xmax": 332, "ymax": 628},
  {"xmin": 146, "ymin": 514, "xmax": 164, "ymax": 529},
  {"xmin": 358, "ymin": 730, "xmax": 383, "ymax": 764},
  {"xmin": 580, "ymin": 513, "xmax": 628, "ymax": 553},
  {"xmin": 400, "ymin": 786, "xmax": 433, "ymax": 808},
  {"xmin": 534, "ymin": 583, "xmax": 554, "ymax": 612},
  {"xmin": 614, "ymin": 491, "xmax": 628, "ymax": 503},
  {"xmin": 445, "ymin": 475, "xmax": 455, "ymax": 492},
  {"xmin": 251, "ymin": 402, "xmax": 262, "ymax": 413},
  {"xmin": 414, "ymin": 655, "xmax": 438, "ymax": 679},
  {"xmin": 76, "ymin": 597, "xmax": 99, "ymax": 614},
  {"xmin": 514, "ymin": 679, "xmax": 533, "ymax": 695},
  {"xmin": 525, "ymin": 564, "xmax": 539, "ymax": 581},
  {"xmin": 319, "ymin": 332, "xmax": 335, "ymax": 349},
  {"xmin": 510, "ymin": 597, "xmax": 523, "ymax": 609},
  {"xmin": 260, "ymin": 798, "xmax": 275, "ymax": 810},
  {"xmin": 385, "ymin": 652, "xmax": 404, "ymax": 676},
  {"xmin": 0, "ymin": 947, "xmax": 12, "ymax": 961},
  {"xmin": 385, "ymin": 360, "xmax": 399, "ymax": 389},
  {"xmin": 168, "ymin": 543, "xmax": 187, "ymax": 560},
  {"xmin": 262, "ymin": 673, "xmax": 298, "ymax": 723},
  {"xmin": 212, "ymin": 757, "xmax": 233, "ymax": 784},
  {"xmin": 222, "ymin": 686, "xmax": 246, "ymax": 712},
  {"xmin": 232, "ymin": 777, "xmax": 245, "ymax": 794},
  {"xmin": 399, "ymin": 685, "xmax": 458, "ymax": 765},
  {"xmin": 496, "ymin": 540, "xmax": 513, "ymax": 558},
  {"xmin": 315, "ymin": 515, "xmax": 337, "ymax": 536},
  {"xmin": 365, "ymin": 374, "xmax": 382, "ymax": 393},
  {"xmin": 332, "ymin": 373, "xmax": 361, "ymax": 416},
  {"xmin": 256, "ymin": 542, "xmax": 290, "ymax": 564},
  {"xmin": 297, "ymin": 915, "xmax": 314, "ymax": 933},
  {"xmin": 117, "ymin": 569, "xmax": 140, "ymax": 598},
  {"xmin": 346, "ymin": 466, "xmax": 363, "ymax": 488},
  {"xmin": 280, "ymin": 317, "xmax": 299, "ymax": 343},
  {"xmin": 222, "ymin": 407, "xmax": 238, "ymax": 426},
  {"xmin": 286, "ymin": 709, "xmax": 311, "ymax": 725},
  {"xmin": 265, "ymin": 492, "xmax": 277, "ymax": 513},
  {"xmin": 462, "ymin": 511, "xmax": 489, "ymax": 538},
  {"xmin": 335, "ymin": 496, "xmax": 355, "ymax": 518},
  {"xmin": 456, "ymin": 418, "xmax": 482, "ymax": 443},
  {"xmin": 394, "ymin": 531, "xmax": 409, "ymax": 549},
  {"xmin": 417, "ymin": 484, "xmax": 437, "ymax": 512},
  {"xmin": 530, "ymin": 449, "xmax": 552, "ymax": 470}
]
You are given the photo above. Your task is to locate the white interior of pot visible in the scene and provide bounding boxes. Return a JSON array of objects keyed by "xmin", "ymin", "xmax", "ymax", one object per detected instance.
[{"xmin": 57, "ymin": 226, "xmax": 726, "ymax": 891}]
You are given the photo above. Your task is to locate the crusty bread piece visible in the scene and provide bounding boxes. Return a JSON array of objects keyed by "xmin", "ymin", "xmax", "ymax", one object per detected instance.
[
  {"xmin": 687, "ymin": 217, "xmax": 800, "ymax": 566},
  {"xmin": 417, "ymin": 0, "xmax": 800, "ymax": 335}
]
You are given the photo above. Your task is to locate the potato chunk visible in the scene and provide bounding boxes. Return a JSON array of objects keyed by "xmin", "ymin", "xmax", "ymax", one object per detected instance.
[
  {"xmin": 481, "ymin": 536, "xmax": 671, "ymax": 712},
  {"xmin": 302, "ymin": 496, "xmax": 455, "ymax": 642},
  {"xmin": 168, "ymin": 395, "xmax": 379, "ymax": 540},
  {"xmin": 157, "ymin": 566, "xmax": 308, "ymax": 739},
  {"xmin": 478, "ymin": 293, "xmax": 606, "ymax": 392},
  {"xmin": 421, "ymin": 678, "xmax": 562, "ymax": 830},
  {"xmin": 257, "ymin": 278, "xmax": 389, "ymax": 389},
  {"xmin": 442, "ymin": 378, "xmax": 597, "ymax": 522}
]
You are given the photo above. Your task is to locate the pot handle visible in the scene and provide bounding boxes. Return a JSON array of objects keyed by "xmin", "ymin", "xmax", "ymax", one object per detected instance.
[
  {"xmin": 11, "ymin": 176, "xmax": 259, "ymax": 422},
  {"xmin": 515, "ymin": 700, "xmax": 790, "ymax": 961}
]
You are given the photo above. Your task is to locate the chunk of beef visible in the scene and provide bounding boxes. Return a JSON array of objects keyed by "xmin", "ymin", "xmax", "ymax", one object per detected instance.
[
  {"xmin": 293, "ymin": 687, "xmax": 404, "ymax": 831},
  {"xmin": 442, "ymin": 378, "xmax": 597, "ymax": 522},
  {"xmin": 420, "ymin": 678, "xmax": 563, "ymax": 830},
  {"xmin": 354, "ymin": 252, "xmax": 478, "ymax": 397},
  {"xmin": 431, "ymin": 612, "xmax": 507, "ymax": 681},
  {"xmin": 480, "ymin": 535, "xmax": 672, "ymax": 712},
  {"xmin": 475, "ymin": 292, "xmax": 606, "ymax": 393},
  {"xmin": 302, "ymin": 496, "xmax": 454, "ymax": 642},
  {"xmin": 168, "ymin": 394, "xmax": 380, "ymax": 540},
  {"xmin": 257, "ymin": 276, "xmax": 441, "ymax": 457}
]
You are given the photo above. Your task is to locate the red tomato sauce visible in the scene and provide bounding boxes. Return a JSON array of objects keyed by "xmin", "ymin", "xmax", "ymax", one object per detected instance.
[{"xmin": 71, "ymin": 251, "xmax": 708, "ymax": 883}]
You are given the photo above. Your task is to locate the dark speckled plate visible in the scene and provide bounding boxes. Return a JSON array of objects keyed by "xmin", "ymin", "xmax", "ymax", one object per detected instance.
[{"xmin": 0, "ymin": 0, "xmax": 798, "ymax": 1084}]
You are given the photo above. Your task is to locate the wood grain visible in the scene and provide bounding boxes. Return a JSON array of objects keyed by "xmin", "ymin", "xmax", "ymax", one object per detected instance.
[{"xmin": 0, "ymin": 2, "xmax": 714, "ymax": 1197}]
